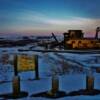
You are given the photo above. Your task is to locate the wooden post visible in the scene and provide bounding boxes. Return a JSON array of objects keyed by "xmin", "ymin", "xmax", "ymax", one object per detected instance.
[
  {"xmin": 51, "ymin": 75, "xmax": 59, "ymax": 94},
  {"xmin": 35, "ymin": 55, "xmax": 39, "ymax": 80},
  {"xmin": 12, "ymin": 76, "xmax": 20, "ymax": 97},
  {"xmin": 86, "ymin": 76, "xmax": 94, "ymax": 91},
  {"xmin": 13, "ymin": 55, "xmax": 20, "ymax": 96}
]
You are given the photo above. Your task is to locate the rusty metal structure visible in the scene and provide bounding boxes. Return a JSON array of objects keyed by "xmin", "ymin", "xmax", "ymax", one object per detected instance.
[
  {"xmin": 29, "ymin": 27, "xmax": 100, "ymax": 50},
  {"xmin": 63, "ymin": 27, "xmax": 100, "ymax": 49}
]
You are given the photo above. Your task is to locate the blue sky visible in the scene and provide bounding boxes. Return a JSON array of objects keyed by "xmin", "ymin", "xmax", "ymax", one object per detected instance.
[{"xmin": 0, "ymin": 0, "xmax": 100, "ymax": 36}]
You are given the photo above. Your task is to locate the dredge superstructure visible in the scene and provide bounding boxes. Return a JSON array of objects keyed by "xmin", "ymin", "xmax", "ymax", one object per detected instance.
[{"xmin": 63, "ymin": 27, "xmax": 100, "ymax": 49}]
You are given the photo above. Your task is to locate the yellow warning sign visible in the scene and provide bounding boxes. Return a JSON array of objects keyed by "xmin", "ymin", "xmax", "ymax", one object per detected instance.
[{"xmin": 17, "ymin": 54, "xmax": 36, "ymax": 72}]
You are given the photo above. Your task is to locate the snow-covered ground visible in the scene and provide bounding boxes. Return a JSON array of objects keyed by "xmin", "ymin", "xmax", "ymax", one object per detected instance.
[
  {"xmin": 0, "ymin": 47, "xmax": 100, "ymax": 100},
  {"xmin": 0, "ymin": 73, "xmax": 100, "ymax": 100}
]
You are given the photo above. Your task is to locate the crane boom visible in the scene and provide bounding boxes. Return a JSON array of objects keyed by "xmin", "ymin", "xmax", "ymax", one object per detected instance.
[{"xmin": 51, "ymin": 33, "xmax": 59, "ymax": 43}]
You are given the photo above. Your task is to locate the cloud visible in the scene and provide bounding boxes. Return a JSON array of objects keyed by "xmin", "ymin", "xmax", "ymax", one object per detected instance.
[{"xmin": 0, "ymin": 10, "xmax": 100, "ymax": 35}]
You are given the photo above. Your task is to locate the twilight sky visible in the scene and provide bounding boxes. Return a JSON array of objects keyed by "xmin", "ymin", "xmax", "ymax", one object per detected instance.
[{"xmin": 0, "ymin": 0, "xmax": 100, "ymax": 36}]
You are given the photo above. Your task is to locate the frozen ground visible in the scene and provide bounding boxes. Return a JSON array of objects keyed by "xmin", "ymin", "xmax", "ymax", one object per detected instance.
[
  {"xmin": 0, "ymin": 47, "xmax": 100, "ymax": 100},
  {"xmin": 0, "ymin": 73, "xmax": 100, "ymax": 100}
]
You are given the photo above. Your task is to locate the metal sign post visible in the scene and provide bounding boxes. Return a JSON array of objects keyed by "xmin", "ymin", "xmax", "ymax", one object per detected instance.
[
  {"xmin": 34, "ymin": 55, "xmax": 39, "ymax": 80},
  {"xmin": 14, "ymin": 55, "xmax": 18, "ymax": 76}
]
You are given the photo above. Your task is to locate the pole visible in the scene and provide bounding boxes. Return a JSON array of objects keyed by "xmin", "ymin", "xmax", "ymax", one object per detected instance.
[
  {"xmin": 12, "ymin": 76, "xmax": 20, "ymax": 97},
  {"xmin": 86, "ymin": 76, "xmax": 94, "ymax": 91},
  {"xmin": 86, "ymin": 69, "xmax": 94, "ymax": 91},
  {"xmin": 14, "ymin": 55, "xmax": 18, "ymax": 76},
  {"xmin": 51, "ymin": 74, "xmax": 59, "ymax": 95},
  {"xmin": 35, "ymin": 55, "xmax": 39, "ymax": 80},
  {"xmin": 13, "ymin": 55, "xmax": 20, "ymax": 97}
]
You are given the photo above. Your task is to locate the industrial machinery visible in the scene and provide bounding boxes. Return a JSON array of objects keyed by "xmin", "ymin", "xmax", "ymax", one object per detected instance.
[
  {"xmin": 64, "ymin": 27, "xmax": 100, "ymax": 49},
  {"xmin": 51, "ymin": 27, "xmax": 100, "ymax": 50}
]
